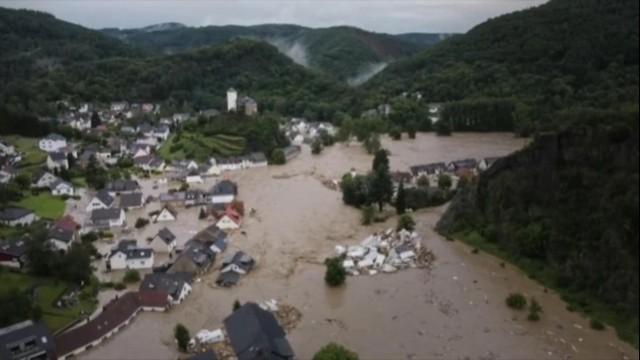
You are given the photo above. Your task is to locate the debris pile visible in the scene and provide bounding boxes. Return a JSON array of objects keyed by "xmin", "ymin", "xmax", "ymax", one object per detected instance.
[
  {"xmin": 259, "ymin": 299, "xmax": 303, "ymax": 332},
  {"xmin": 190, "ymin": 329, "xmax": 234, "ymax": 360},
  {"xmin": 335, "ymin": 228, "xmax": 435, "ymax": 276}
]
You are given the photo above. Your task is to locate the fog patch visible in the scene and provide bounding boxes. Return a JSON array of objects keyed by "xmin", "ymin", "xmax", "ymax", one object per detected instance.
[
  {"xmin": 347, "ymin": 62, "xmax": 388, "ymax": 86},
  {"xmin": 266, "ymin": 38, "xmax": 309, "ymax": 67}
]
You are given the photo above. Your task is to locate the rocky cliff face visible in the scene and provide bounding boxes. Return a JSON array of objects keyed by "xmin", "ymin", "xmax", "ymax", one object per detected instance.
[{"xmin": 437, "ymin": 117, "xmax": 638, "ymax": 338}]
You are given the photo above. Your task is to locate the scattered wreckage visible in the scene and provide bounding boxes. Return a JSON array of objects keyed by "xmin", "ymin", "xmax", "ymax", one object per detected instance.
[{"xmin": 335, "ymin": 228, "xmax": 435, "ymax": 276}]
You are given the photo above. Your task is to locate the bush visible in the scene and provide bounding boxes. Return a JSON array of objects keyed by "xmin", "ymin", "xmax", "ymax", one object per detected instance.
[
  {"xmin": 590, "ymin": 319, "xmax": 605, "ymax": 330},
  {"xmin": 324, "ymin": 257, "xmax": 346, "ymax": 287},
  {"xmin": 437, "ymin": 173, "xmax": 452, "ymax": 190},
  {"xmin": 389, "ymin": 127, "xmax": 402, "ymax": 140},
  {"xmin": 313, "ymin": 342, "xmax": 359, "ymax": 360},
  {"xmin": 397, "ymin": 214, "xmax": 416, "ymax": 231},
  {"xmin": 270, "ymin": 148, "xmax": 286, "ymax": 165},
  {"xmin": 311, "ymin": 138, "xmax": 323, "ymax": 155},
  {"xmin": 527, "ymin": 298, "xmax": 542, "ymax": 321},
  {"xmin": 416, "ymin": 175, "xmax": 430, "ymax": 187},
  {"xmin": 134, "ymin": 218, "xmax": 149, "ymax": 229},
  {"xmin": 123, "ymin": 269, "xmax": 140, "ymax": 283},
  {"xmin": 174, "ymin": 323, "xmax": 190, "ymax": 352},
  {"xmin": 361, "ymin": 205, "xmax": 375, "ymax": 225},
  {"xmin": 506, "ymin": 293, "xmax": 527, "ymax": 310},
  {"xmin": 114, "ymin": 282, "xmax": 126, "ymax": 290},
  {"xmin": 81, "ymin": 232, "xmax": 98, "ymax": 243}
]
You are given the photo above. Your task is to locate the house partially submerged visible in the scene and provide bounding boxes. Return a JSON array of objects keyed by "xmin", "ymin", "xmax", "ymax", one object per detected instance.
[
  {"xmin": 0, "ymin": 320, "xmax": 56, "ymax": 360},
  {"xmin": 216, "ymin": 251, "xmax": 255, "ymax": 287},
  {"xmin": 155, "ymin": 204, "xmax": 178, "ymax": 222},
  {"xmin": 120, "ymin": 192, "xmax": 144, "ymax": 210},
  {"xmin": 223, "ymin": 302, "xmax": 294, "ymax": 360},
  {"xmin": 139, "ymin": 272, "xmax": 193, "ymax": 305},
  {"xmin": 106, "ymin": 179, "xmax": 140, "ymax": 195},
  {"xmin": 90, "ymin": 208, "xmax": 125, "ymax": 229},
  {"xmin": 148, "ymin": 227, "xmax": 177, "ymax": 253},
  {"xmin": 210, "ymin": 180, "xmax": 238, "ymax": 204},
  {"xmin": 86, "ymin": 189, "xmax": 115, "ymax": 212},
  {"xmin": 107, "ymin": 240, "xmax": 154, "ymax": 270},
  {"xmin": 169, "ymin": 239, "xmax": 215, "ymax": 275}
]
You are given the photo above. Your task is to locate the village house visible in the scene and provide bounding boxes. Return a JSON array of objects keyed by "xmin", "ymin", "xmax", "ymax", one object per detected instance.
[
  {"xmin": 184, "ymin": 190, "xmax": 210, "ymax": 207},
  {"xmin": 0, "ymin": 320, "xmax": 56, "ymax": 360},
  {"xmin": 0, "ymin": 139, "xmax": 15, "ymax": 156},
  {"xmin": 217, "ymin": 251, "xmax": 255, "ymax": 286},
  {"xmin": 410, "ymin": 162, "xmax": 447, "ymax": 178},
  {"xmin": 214, "ymin": 157, "xmax": 244, "ymax": 172},
  {"xmin": 223, "ymin": 302, "xmax": 294, "ymax": 360},
  {"xmin": 31, "ymin": 170, "xmax": 58, "ymax": 189},
  {"xmin": 49, "ymin": 179, "xmax": 75, "ymax": 196},
  {"xmin": 106, "ymin": 179, "xmax": 141, "ymax": 196},
  {"xmin": 227, "ymin": 88, "xmax": 238, "ymax": 112},
  {"xmin": 152, "ymin": 126, "xmax": 171, "ymax": 141},
  {"xmin": 86, "ymin": 189, "xmax": 115, "ymax": 212},
  {"xmin": 199, "ymin": 108, "xmax": 220, "ymax": 118},
  {"xmin": 172, "ymin": 113, "xmax": 190, "ymax": 124},
  {"xmin": 169, "ymin": 238, "xmax": 216, "ymax": 275},
  {"xmin": 130, "ymin": 143, "xmax": 151, "ymax": 159},
  {"xmin": 155, "ymin": 204, "xmax": 178, "ymax": 222},
  {"xmin": 119, "ymin": 192, "xmax": 144, "ymax": 210},
  {"xmin": 111, "ymin": 101, "xmax": 129, "ymax": 112},
  {"xmin": 240, "ymin": 96, "xmax": 258, "ymax": 116},
  {"xmin": 69, "ymin": 116, "xmax": 91, "ymax": 132},
  {"xmin": 139, "ymin": 272, "xmax": 193, "ymax": 305},
  {"xmin": 0, "ymin": 207, "xmax": 38, "ymax": 227},
  {"xmin": 0, "ymin": 165, "xmax": 16, "ymax": 184},
  {"xmin": 46, "ymin": 151, "xmax": 69, "ymax": 171},
  {"xmin": 210, "ymin": 180, "xmax": 238, "ymax": 204},
  {"xmin": 148, "ymin": 227, "xmax": 177, "ymax": 254},
  {"xmin": 47, "ymin": 226, "xmax": 77, "ymax": 253},
  {"xmin": 185, "ymin": 171, "xmax": 204, "ymax": 184},
  {"xmin": 0, "ymin": 237, "xmax": 28, "ymax": 269},
  {"xmin": 55, "ymin": 291, "xmax": 169, "ymax": 360},
  {"xmin": 211, "ymin": 202, "xmax": 243, "ymax": 230},
  {"xmin": 38, "ymin": 133, "xmax": 67, "ymax": 152},
  {"xmin": 478, "ymin": 157, "xmax": 501, "ymax": 171},
  {"xmin": 447, "ymin": 158, "xmax": 478, "ymax": 173},
  {"xmin": 90, "ymin": 208, "xmax": 125, "ymax": 228},
  {"xmin": 107, "ymin": 239, "xmax": 154, "ymax": 270}
]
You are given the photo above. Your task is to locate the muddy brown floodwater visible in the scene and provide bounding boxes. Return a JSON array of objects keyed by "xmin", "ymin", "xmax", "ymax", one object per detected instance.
[{"xmin": 80, "ymin": 133, "xmax": 638, "ymax": 360}]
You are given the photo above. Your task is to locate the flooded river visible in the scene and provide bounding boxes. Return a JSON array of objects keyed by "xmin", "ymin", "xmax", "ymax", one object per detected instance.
[{"xmin": 80, "ymin": 133, "xmax": 637, "ymax": 360}]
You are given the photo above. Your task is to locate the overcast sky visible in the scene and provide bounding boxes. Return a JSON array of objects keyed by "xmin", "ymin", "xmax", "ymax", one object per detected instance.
[{"xmin": 1, "ymin": 0, "xmax": 546, "ymax": 34}]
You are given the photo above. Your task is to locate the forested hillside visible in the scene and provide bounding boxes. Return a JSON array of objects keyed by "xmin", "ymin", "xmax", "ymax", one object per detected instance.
[
  {"xmin": 368, "ymin": 0, "xmax": 639, "ymax": 132},
  {"xmin": 437, "ymin": 109, "xmax": 639, "ymax": 345},
  {"xmin": 101, "ymin": 23, "xmax": 445, "ymax": 81}
]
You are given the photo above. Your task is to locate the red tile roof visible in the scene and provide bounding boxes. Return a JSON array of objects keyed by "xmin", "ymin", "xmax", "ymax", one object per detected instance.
[
  {"xmin": 54, "ymin": 215, "xmax": 80, "ymax": 232},
  {"xmin": 138, "ymin": 290, "xmax": 170, "ymax": 309}
]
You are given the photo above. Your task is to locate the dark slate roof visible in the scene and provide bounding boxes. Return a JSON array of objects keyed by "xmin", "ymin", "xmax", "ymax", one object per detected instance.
[
  {"xmin": 91, "ymin": 208, "xmax": 122, "ymax": 221},
  {"xmin": 95, "ymin": 189, "xmax": 115, "ymax": 207},
  {"xmin": 192, "ymin": 224, "xmax": 227, "ymax": 244},
  {"xmin": 0, "ymin": 238, "xmax": 27, "ymax": 257},
  {"xmin": 0, "ymin": 207, "xmax": 33, "ymax": 221},
  {"xmin": 106, "ymin": 179, "xmax": 140, "ymax": 192},
  {"xmin": 212, "ymin": 238, "xmax": 227, "ymax": 253},
  {"xmin": 48, "ymin": 152, "xmax": 67, "ymax": 162},
  {"xmin": 222, "ymin": 251, "xmax": 255, "ymax": 273},
  {"xmin": 216, "ymin": 271, "xmax": 240, "ymax": 287},
  {"xmin": 31, "ymin": 169, "xmax": 53, "ymax": 182},
  {"xmin": 449, "ymin": 158, "xmax": 477, "ymax": 170},
  {"xmin": 157, "ymin": 227, "xmax": 176, "ymax": 244},
  {"xmin": 49, "ymin": 179, "xmax": 73, "ymax": 191},
  {"xmin": 0, "ymin": 320, "xmax": 55, "ymax": 360},
  {"xmin": 409, "ymin": 162, "xmax": 446, "ymax": 176},
  {"xmin": 211, "ymin": 180, "xmax": 238, "ymax": 196},
  {"xmin": 123, "ymin": 248, "xmax": 153, "ymax": 260},
  {"xmin": 120, "ymin": 192, "xmax": 143, "ymax": 208},
  {"xmin": 48, "ymin": 226, "xmax": 74, "ymax": 244},
  {"xmin": 223, "ymin": 303, "xmax": 294, "ymax": 360}
]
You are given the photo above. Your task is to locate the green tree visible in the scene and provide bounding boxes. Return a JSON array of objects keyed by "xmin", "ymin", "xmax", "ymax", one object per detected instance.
[
  {"xmin": 361, "ymin": 205, "xmax": 376, "ymax": 225},
  {"xmin": 372, "ymin": 149, "xmax": 390, "ymax": 172},
  {"xmin": 85, "ymin": 155, "xmax": 107, "ymax": 189},
  {"xmin": 270, "ymin": 148, "xmax": 286, "ymax": 165},
  {"xmin": 233, "ymin": 300, "xmax": 242, "ymax": 312},
  {"xmin": 13, "ymin": 173, "xmax": 31, "ymax": 190},
  {"xmin": 363, "ymin": 135, "xmax": 381, "ymax": 154},
  {"xmin": 368, "ymin": 156, "xmax": 393, "ymax": 211},
  {"xmin": 325, "ymin": 257, "xmax": 346, "ymax": 287},
  {"xmin": 527, "ymin": 298, "xmax": 542, "ymax": 321},
  {"xmin": 437, "ymin": 174, "xmax": 452, "ymax": 191},
  {"xmin": 311, "ymin": 138, "xmax": 323, "ymax": 155},
  {"xmin": 397, "ymin": 214, "xmax": 416, "ymax": 231},
  {"xmin": 416, "ymin": 175, "xmax": 430, "ymax": 187},
  {"xmin": 389, "ymin": 127, "xmax": 402, "ymax": 140},
  {"xmin": 395, "ymin": 181, "xmax": 406, "ymax": 214},
  {"xmin": 174, "ymin": 323, "xmax": 190, "ymax": 352},
  {"xmin": 506, "ymin": 293, "xmax": 527, "ymax": 310},
  {"xmin": 313, "ymin": 343, "xmax": 359, "ymax": 360},
  {"xmin": 406, "ymin": 122, "xmax": 418, "ymax": 139}
]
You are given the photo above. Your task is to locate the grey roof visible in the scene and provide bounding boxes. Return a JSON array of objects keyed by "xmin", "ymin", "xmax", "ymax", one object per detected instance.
[
  {"xmin": 140, "ymin": 272, "xmax": 192, "ymax": 300},
  {"xmin": 211, "ymin": 180, "xmax": 238, "ymax": 196},
  {"xmin": 31, "ymin": 169, "xmax": 54, "ymax": 182},
  {"xmin": 155, "ymin": 227, "xmax": 176, "ymax": 245},
  {"xmin": 222, "ymin": 251, "xmax": 255, "ymax": 273},
  {"xmin": 48, "ymin": 226, "xmax": 74, "ymax": 244},
  {"xmin": 120, "ymin": 192, "xmax": 143, "ymax": 208},
  {"xmin": 49, "ymin": 179, "xmax": 73, "ymax": 191},
  {"xmin": 192, "ymin": 224, "xmax": 227, "ymax": 244},
  {"xmin": 216, "ymin": 271, "xmax": 240, "ymax": 287},
  {"xmin": 449, "ymin": 158, "xmax": 478, "ymax": 170},
  {"xmin": 223, "ymin": 303, "xmax": 294, "ymax": 360},
  {"xmin": 0, "ymin": 238, "xmax": 27, "ymax": 257},
  {"xmin": 211, "ymin": 238, "xmax": 227, "ymax": 253},
  {"xmin": 409, "ymin": 162, "xmax": 446, "ymax": 176},
  {"xmin": 115, "ymin": 239, "xmax": 138, "ymax": 251},
  {"xmin": 0, "ymin": 207, "xmax": 33, "ymax": 221},
  {"xmin": 44, "ymin": 133, "xmax": 65, "ymax": 141},
  {"xmin": 124, "ymin": 248, "xmax": 153, "ymax": 260},
  {"xmin": 0, "ymin": 320, "xmax": 55, "ymax": 360},
  {"xmin": 95, "ymin": 189, "xmax": 115, "ymax": 207},
  {"xmin": 91, "ymin": 208, "xmax": 122, "ymax": 221}
]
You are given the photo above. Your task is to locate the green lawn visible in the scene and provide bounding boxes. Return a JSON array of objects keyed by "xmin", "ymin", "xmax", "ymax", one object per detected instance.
[
  {"xmin": 4, "ymin": 135, "xmax": 46, "ymax": 172},
  {"xmin": 454, "ymin": 230, "xmax": 639, "ymax": 348},
  {"xmin": 0, "ymin": 271, "xmax": 96, "ymax": 333},
  {"xmin": 12, "ymin": 193, "xmax": 66, "ymax": 219},
  {"xmin": 159, "ymin": 132, "xmax": 246, "ymax": 162}
]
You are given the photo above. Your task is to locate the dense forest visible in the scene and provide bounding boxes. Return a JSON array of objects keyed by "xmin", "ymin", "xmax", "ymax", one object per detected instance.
[
  {"xmin": 101, "ymin": 23, "xmax": 447, "ymax": 81},
  {"xmin": 437, "ymin": 108, "xmax": 639, "ymax": 345},
  {"xmin": 368, "ymin": 0, "xmax": 639, "ymax": 132}
]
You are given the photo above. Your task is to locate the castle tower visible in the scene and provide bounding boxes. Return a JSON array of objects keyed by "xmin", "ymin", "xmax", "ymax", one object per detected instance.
[{"xmin": 227, "ymin": 88, "xmax": 238, "ymax": 112}]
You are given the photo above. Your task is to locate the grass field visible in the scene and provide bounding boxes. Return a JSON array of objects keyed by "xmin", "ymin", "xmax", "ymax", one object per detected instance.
[
  {"xmin": 159, "ymin": 132, "xmax": 246, "ymax": 162},
  {"xmin": 454, "ymin": 230, "xmax": 639, "ymax": 348},
  {"xmin": 0, "ymin": 271, "xmax": 96, "ymax": 332},
  {"xmin": 4, "ymin": 135, "xmax": 46, "ymax": 173},
  {"xmin": 12, "ymin": 192, "xmax": 66, "ymax": 219}
]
